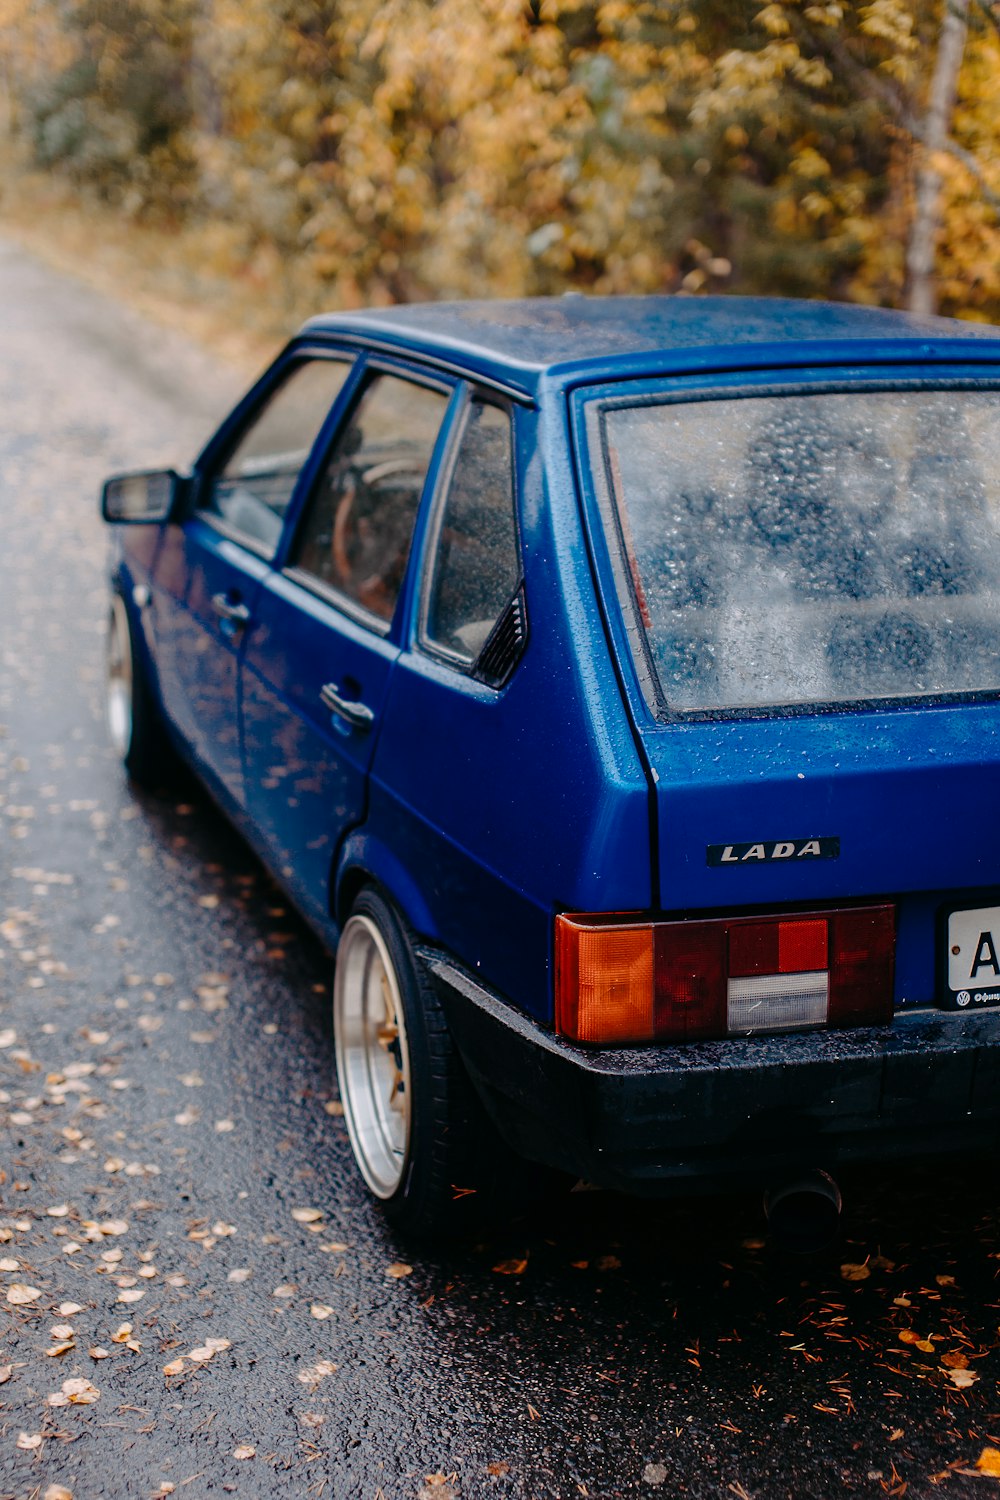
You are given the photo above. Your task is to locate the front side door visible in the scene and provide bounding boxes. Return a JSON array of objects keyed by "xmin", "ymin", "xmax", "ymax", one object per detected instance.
[
  {"xmin": 151, "ymin": 355, "xmax": 353, "ymax": 806},
  {"xmin": 241, "ymin": 363, "xmax": 455, "ymax": 936}
]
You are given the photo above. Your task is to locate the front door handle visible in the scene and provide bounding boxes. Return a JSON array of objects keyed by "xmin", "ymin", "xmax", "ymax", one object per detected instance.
[
  {"xmin": 211, "ymin": 592, "xmax": 251, "ymax": 628},
  {"xmin": 320, "ymin": 681, "xmax": 375, "ymax": 730}
]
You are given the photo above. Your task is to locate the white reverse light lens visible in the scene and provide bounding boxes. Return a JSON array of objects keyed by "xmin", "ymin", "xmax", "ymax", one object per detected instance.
[{"xmin": 727, "ymin": 971, "xmax": 829, "ymax": 1036}]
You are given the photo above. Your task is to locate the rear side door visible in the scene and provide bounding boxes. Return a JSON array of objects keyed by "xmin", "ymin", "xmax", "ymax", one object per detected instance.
[
  {"xmin": 152, "ymin": 354, "xmax": 354, "ymax": 806},
  {"xmin": 240, "ymin": 361, "xmax": 456, "ymax": 937}
]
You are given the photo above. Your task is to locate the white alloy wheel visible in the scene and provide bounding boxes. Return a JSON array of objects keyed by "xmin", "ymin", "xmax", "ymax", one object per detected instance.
[
  {"xmin": 334, "ymin": 913, "xmax": 413, "ymax": 1199},
  {"xmin": 106, "ymin": 596, "xmax": 134, "ymax": 758}
]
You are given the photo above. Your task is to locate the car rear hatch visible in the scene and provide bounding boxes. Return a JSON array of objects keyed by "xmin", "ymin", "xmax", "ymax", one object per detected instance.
[{"xmin": 572, "ymin": 360, "xmax": 1000, "ymax": 1018}]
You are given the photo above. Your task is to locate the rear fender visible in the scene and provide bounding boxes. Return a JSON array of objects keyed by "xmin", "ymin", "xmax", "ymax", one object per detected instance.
[{"xmin": 332, "ymin": 832, "xmax": 438, "ymax": 944}]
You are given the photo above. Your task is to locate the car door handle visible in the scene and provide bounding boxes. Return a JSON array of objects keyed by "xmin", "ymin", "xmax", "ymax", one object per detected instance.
[
  {"xmin": 211, "ymin": 592, "xmax": 251, "ymax": 628},
  {"xmin": 320, "ymin": 682, "xmax": 375, "ymax": 730}
]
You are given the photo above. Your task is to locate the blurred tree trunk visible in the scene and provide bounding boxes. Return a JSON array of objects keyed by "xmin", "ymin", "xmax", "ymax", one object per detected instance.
[{"xmin": 906, "ymin": 0, "xmax": 970, "ymax": 315}]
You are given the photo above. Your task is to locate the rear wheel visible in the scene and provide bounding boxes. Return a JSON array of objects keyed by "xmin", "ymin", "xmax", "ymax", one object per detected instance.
[
  {"xmin": 106, "ymin": 591, "xmax": 176, "ymax": 788},
  {"xmin": 333, "ymin": 888, "xmax": 518, "ymax": 1237}
]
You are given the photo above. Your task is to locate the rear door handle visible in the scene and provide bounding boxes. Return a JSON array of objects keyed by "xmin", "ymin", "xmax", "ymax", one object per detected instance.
[
  {"xmin": 320, "ymin": 682, "xmax": 375, "ymax": 730},
  {"xmin": 211, "ymin": 592, "xmax": 251, "ymax": 628}
]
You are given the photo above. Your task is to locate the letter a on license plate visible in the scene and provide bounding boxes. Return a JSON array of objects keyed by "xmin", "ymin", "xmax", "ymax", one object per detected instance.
[{"xmin": 945, "ymin": 905, "xmax": 1000, "ymax": 1009}]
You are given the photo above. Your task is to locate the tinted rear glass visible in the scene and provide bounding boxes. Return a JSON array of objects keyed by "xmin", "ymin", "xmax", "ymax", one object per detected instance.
[{"xmin": 598, "ymin": 390, "xmax": 1000, "ymax": 711}]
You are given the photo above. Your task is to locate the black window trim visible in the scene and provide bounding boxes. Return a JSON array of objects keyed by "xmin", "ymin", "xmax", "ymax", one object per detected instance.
[
  {"xmin": 279, "ymin": 356, "xmax": 457, "ymax": 638},
  {"xmin": 416, "ymin": 386, "xmax": 525, "ymax": 681}
]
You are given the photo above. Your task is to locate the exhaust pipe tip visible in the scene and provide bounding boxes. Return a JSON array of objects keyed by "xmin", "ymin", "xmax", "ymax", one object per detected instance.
[{"xmin": 764, "ymin": 1169, "xmax": 842, "ymax": 1254}]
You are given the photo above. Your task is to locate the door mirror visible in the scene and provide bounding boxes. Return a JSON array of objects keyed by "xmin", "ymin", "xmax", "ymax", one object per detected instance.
[{"xmin": 101, "ymin": 468, "xmax": 189, "ymax": 524}]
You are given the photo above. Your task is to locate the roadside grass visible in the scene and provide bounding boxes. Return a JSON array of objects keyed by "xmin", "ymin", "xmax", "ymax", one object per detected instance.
[{"xmin": 0, "ymin": 147, "xmax": 302, "ymax": 377}]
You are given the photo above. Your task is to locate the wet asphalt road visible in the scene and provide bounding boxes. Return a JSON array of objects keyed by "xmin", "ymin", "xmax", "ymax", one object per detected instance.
[{"xmin": 2, "ymin": 237, "xmax": 1000, "ymax": 1500}]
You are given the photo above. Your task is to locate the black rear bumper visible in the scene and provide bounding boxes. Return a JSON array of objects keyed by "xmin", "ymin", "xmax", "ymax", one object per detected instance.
[{"xmin": 425, "ymin": 952, "xmax": 1000, "ymax": 1194}]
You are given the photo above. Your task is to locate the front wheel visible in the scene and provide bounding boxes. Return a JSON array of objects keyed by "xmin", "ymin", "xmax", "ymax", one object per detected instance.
[
  {"xmin": 106, "ymin": 591, "xmax": 177, "ymax": 788},
  {"xmin": 333, "ymin": 888, "xmax": 515, "ymax": 1237}
]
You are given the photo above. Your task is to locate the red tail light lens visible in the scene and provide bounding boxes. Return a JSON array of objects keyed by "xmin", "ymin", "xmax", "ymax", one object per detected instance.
[{"xmin": 555, "ymin": 905, "xmax": 895, "ymax": 1046}]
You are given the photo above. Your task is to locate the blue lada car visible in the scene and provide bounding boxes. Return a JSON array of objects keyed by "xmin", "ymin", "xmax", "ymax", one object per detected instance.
[{"xmin": 101, "ymin": 295, "xmax": 1000, "ymax": 1236}]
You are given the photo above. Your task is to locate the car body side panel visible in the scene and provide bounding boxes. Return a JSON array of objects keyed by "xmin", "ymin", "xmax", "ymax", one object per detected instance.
[{"xmin": 367, "ymin": 403, "xmax": 651, "ymax": 1023}]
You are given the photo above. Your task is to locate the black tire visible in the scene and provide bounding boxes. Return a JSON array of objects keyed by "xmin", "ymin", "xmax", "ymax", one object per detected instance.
[
  {"xmin": 106, "ymin": 591, "xmax": 178, "ymax": 790},
  {"xmin": 333, "ymin": 887, "xmax": 526, "ymax": 1238}
]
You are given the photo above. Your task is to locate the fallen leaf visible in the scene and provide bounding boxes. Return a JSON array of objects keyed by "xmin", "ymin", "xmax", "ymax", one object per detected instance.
[
  {"xmin": 111, "ymin": 1324, "xmax": 133, "ymax": 1344},
  {"xmin": 0, "ymin": 1365, "xmax": 12, "ymax": 1383},
  {"xmin": 227, "ymin": 1268, "xmax": 251, "ymax": 1283},
  {"xmin": 323, "ymin": 1100, "xmax": 344, "ymax": 1116},
  {"xmin": 0, "ymin": 1030, "xmax": 17, "ymax": 1048},
  {"xmin": 46, "ymin": 1205, "xmax": 69, "ymax": 1218},
  {"xmin": 62, "ymin": 1377, "xmax": 100, "ymax": 1404},
  {"xmin": 292, "ymin": 1208, "xmax": 323, "ymax": 1223},
  {"xmin": 44, "ymin": 1486, "xmax": 72, "ymax": 1500},
  {"xmin": 595, "ymin": 1254, "xmax": 622, "ymax": 1271},
  {"xmin": 198, "ymin": 895, "xmax": 220, "ymax": 909},
  {"xmin": 977, "ymin": 1448, "xmax": 1000, "ymax": 1477},
  {"xmin": 45, "ymin": 1342, "xmax": 74, "ymax": 1357},
  {"xmin": 936, "ymin": 1274, "xmax": 956, "ymax": 1287},
  {"xmin": 898, "ymin": 1330, "xmax": 920, "ymax": 1345},
  {"xmin": 941, "ymin": 1350, "xmax": 970, "ymax": 1369},
  {"xmin": 215, "ymin": 1119, "xmax": 235, "ymax": 1133},
  {"xmin": 915, "ymin": 1339, "xmax": 936, "ymax": 1354},
  {"xmin": 233, "ymin": 1444, "xmax": 255, "ymax": 1460},
  {"xmin": 188, "ymin": 1346, "xmax": 216, "ymax": 1361},
  {"xmin": 58, "ymin": 1302, "xmax": 83, "ymax": 1316},
  {"xmin": 117, "ymin": 1288, "xmax": 145, "ymax": 1304},
  {"xmin": 7, "ymin": 1283, "xmax": 42, "ymax": 1305},
  {"xmin": 273, "ymin": 1284, "xmax": 296, "ymax": 1299},
  {"xmin": 100, "ymin": 1220, "xmax": 128, "ymax": 1237},
  {"xmin": 840, "ymin": 1263, "xmax": 870, "ymax": 1282},
  {"xmin": 492, "ymin": 1259, "xmax": 528, "ymax": 1276},
  {"xmin": 50, "ymin": 1324, "xmax": 74, "ymax": 1339},
  {"xmin": 163, "ymin": 1359, "xmax": 185, "ymax": 1377},
  {"xmin": 0, "ymin": 1257, "xmax": 19, "ymax": 1271},
  {"xmin": 311, "ymin": 1303, "xmax": 334, "ymax": 1320},
  {"xmin": 16, "ymin": 1432, "xmax": 42, "ymax": 1451},
  {"xmin": 948, "ymin": 1368, "xmax": 978, "ymax": 1389},
  {"xmin": 89, "ymin": 1347, "xmax": 110, "ymax": 1360}
]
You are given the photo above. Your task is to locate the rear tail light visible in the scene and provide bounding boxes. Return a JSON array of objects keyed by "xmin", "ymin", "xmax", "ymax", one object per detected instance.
[{"xmin": 555, "ymin": 906, "xmax": 895, "ymax": 1046}]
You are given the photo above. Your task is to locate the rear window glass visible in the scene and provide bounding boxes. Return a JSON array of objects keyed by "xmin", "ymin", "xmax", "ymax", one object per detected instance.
[{"xmin": 597, "ymin": 390, "xmax": 1000, "ymax": 712}]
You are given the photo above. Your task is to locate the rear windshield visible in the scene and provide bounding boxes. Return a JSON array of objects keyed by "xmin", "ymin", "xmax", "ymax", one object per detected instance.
[{"xmin": 597, "ymin": 389, "xmax": 1000, "ymax": 712}]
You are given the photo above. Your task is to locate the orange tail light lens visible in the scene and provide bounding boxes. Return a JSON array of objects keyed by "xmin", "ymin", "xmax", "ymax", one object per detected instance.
[{"xmin": 555, "ymin": 906, "xmax": 895, "ymax": 1046}]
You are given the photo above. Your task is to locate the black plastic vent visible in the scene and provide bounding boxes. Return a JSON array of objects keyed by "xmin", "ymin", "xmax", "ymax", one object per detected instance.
[{"xmin": 474, "ymin": 585, "xmax": 528, "ymax": 689}]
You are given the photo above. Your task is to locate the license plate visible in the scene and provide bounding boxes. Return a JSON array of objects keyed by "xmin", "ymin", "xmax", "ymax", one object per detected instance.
[{"xmin": 944, "ymin": 905, "xmax": 1000, "ymax": 1009}]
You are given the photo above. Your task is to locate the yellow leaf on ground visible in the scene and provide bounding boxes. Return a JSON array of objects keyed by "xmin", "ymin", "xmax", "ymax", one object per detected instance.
[
  {"xmin": 7, "ymin": 1284, "xmax": 41, "ymax": 1305},
  {"xmin": 492, "ymin": 1259, "xmax": 528, "ymax": 1276},
  {"xmin": 977, "ymin": 1448, "xmax": 1000, "ymax": 1476}
]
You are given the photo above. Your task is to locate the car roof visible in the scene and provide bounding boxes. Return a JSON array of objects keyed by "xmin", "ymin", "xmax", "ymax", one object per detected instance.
[{"xmin": 302, "ymin": 295, "xmax": 1000, "ymax": 400}]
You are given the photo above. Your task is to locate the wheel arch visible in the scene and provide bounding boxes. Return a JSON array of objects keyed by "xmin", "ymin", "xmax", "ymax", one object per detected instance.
[{"xmin": 332, "ymin": 833, "xmax": 439, "ymax": 944}]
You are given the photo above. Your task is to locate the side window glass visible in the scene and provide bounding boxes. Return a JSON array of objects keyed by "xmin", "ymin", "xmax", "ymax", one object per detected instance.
[
  {"xmin": 202, "ymin": 359, "xmax": 352, "ymax": 554},
  {"xmin": 293, "ymin": 373, "xmax": 449, "ymax": 624},
  {"xmin": 425, "ymin": 401, "xmax": 520, "ymax": 663}
]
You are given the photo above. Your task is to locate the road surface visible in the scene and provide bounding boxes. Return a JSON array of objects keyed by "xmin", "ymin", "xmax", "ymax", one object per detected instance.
[{"xmin": 0, "ymin": 237, "xmax": 997, "ymax": 1500}]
